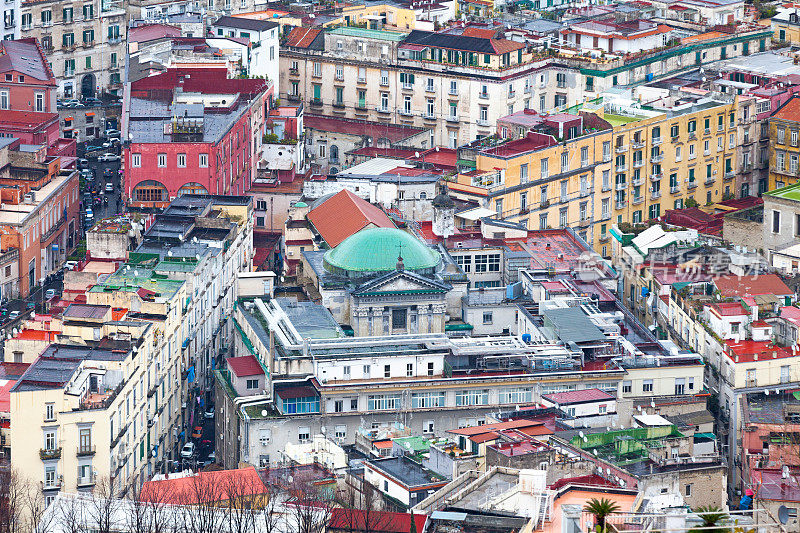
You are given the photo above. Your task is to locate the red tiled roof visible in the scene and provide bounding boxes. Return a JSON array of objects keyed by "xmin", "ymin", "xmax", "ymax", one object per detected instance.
[
  {"xmin": 226, "ymin": 355, "xmax": 264, "ymax": 377},
  {"xmin": 373, "ymin": 440, "xmax": 394, "ymax": 449},
  {"xmin": 713, "ymin": 274, "xmax": 792, "ymax": 299},
  {"xmin": 284, "ymin": 27, "xmax": 321, "ymax": 48},
  {"xmin": 0, "ymin": 379, "xmax": 15, "ymax": 413},
  {"xmin": 131, "ymin": 68, "xmax": 267, "ymax": 97},
  {"xmin": 304, "ymin": 114, "xmax": 424, "ymax": 144},
  {"xmin": 462, "ymin": 27, "xmax": 499, "ymax": 38},
  {"xmin": 329, "ymin": 509, "xmax": 427, "ymax": 532},
  {"xmin": 542, "ymin": 388, "xmax": 614, "ymax": 405},
  {"xmin": 771, "ymin": 95, "xmax": 800, "ymax": 122},
  {"xmin": 549, "ymin": 474, "xmax": 620, "ymax": 490},
  {"xmin": 128, "ymin": 23, "xmax": 182, "ymax": 43},
  {"xmin": 0, "ymin": 110, "xmax": 58, "ymax": 128},
  {"xmin": 781, "ymin": 306, "xmax": 800, "ymax": 326},
  {"xmin": 140, "ymin": 467, "xmax": 266, "ymax": 505},
  {"xmin": 14, "ymin": 329, "xmax": 61, "ymax": 341},
  {"xmin": 447, "ymin": 181, "xmax": 489, "ymax": 196},
  {"xmin": 307, "ymin": 189, "xmax": 395, "ymax": 247},
  {"xmin": 709, "ymin": 302, "xmax": 747, "ymax": 317},
  {"xmin": 491, "ymin": 38, "xmax": 525, "ymax": 54},
  {"xmin": 276, "ymin": 386, "xmax": 317, "ymax": 399},
  {"xmin": 725, "ymin": 339, "xmax": 795, "ymax": 363}
]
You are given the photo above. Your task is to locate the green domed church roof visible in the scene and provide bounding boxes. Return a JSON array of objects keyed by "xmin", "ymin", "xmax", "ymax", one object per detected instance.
[{"xmin": 324, "ymin": 228, "xmax": 440, "ymax": 273}]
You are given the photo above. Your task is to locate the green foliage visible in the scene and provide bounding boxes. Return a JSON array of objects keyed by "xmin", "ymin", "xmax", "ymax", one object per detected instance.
[
  {"xmin": 685, "ymin": 197, "xmax": 700, "ymax": 208},
  {"xmin": 688, "ymin": 506, "xmax": 728, "ymax": 533},
  {"xmin": 584, "ymin": 498, "xmax": 620, "ymax": 532}
]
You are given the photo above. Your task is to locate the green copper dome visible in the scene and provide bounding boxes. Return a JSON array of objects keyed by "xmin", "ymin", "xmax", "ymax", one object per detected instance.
[{"xmin": 324, "ymin": 228, "xmax": 440, "ymax": 274}]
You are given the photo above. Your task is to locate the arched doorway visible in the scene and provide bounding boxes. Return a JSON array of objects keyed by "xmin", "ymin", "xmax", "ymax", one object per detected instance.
[
  {"xmin": 81, "ymin": 74, "xmax": 96, "ymax": 99},
  {"xmin": 132, "ymin": 180, "xmax": 169, "ymax": 203},
  {"xmin": 177, "ymin": 182, "xmax": 209, "ymax": 196}
]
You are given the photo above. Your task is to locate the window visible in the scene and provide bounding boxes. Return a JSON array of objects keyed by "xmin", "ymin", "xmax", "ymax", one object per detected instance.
[
  {"xmin": 773, "ymin": 210, "xmax": 781, "ymax": 233},
  {"xmin": 0, "ymin": 90, "xmax": 7, "ymax": 110},
  {"xmin": 157, "ymin": 153, "xmax": 166, "ymax": 168},
  {"xmin": 412, "ymin": 392, "xmax": 444, "ymax": 408},
  {"xmin": 474, "ymin": 254, "xmax": 500, "ymax": 272},
  {"xmin": 427, "ymin": 362, "xmax": 434, "ymax": 376},
  {"xmin": 82, "ymin": 3, "xmax": 93, "ymax": 19},
  {"xmin": 312, "ymin": 62, "xmax": 321, "ymax": 77},
  {"xmin": 34, "ymin": 93, "xmax": 44, "ymax": 112},
  {"xmin": 541, "ymin": 158, "xmax": 549, "ymax": 179},
  {"xmin": 520, "ymin": 163, "xmax": 528, "ymax": 184},
  {"xmin": 406, "ymin": 363, "xmax": 413, "ymax": 377},
  {"xmin": 559, "ymin": 207, "xmax": 568, "ymax": 228},
  {"xmin": 561, "ymin": 152, "xmax": 569, "ymax": 173},
  {"xmin": 368, "ymin": 394, "xmax": 401, "ymax": 410},
  {"xmin": 246, "ymin": 379, "xmax": 258, "ymax": 389},
  {"xmin": 643, "ymin": 379, "xmax": 653, "ymax": 393},
  {"xmin": 424, "ymin": 420, "xmax": 435, "ymax": 434},
  {"xmin": 483, "ymin": 311, "xmax": 493, "ymax": 324},
  {"xmin": 499, "ymin": 387, "xmax": 532, "ymax": 404},
  {"xmin": 199, "ymin": 153, "xmax": 208, "ymax": 167},
  {"xmin": 675, "ymin": 377, "xmax": 685, "ymax": 395},
  {"xmin": 685, "ymin": 484, "xmax": 692, "ymax": 497},
  {"xmin": 40, "ymin": 9, "xmax": 51, "ymax": 24},
  {"xmin": 384, "ymin": 364, "xmax": 391, "ymax": 378},
  {"xmin": 45, "ymin": 403, "xmax": 54, "ymax": 421},
  {"xmin": 380, "ymin": 69, "xmax": 388, "ymax": 85},
  {"xmin": 778, "ymin": 152, "xmax": 786, "ymax": 171},
  {"xmin": 44, "ymin": 430, "xmax": 56, "ymax": 450},
  {"xmin": 177, "ymin": 153, "xmax": 186, "ymax": 168},
  {"xmin": 363, "ymin": 364, "xmax": 370, "ymax": 376},
  {"xmin": 298, "ymin": 427, "xmax": 310, "ymax": 441},
  {"xmin": 622, "ymin": 381, "xmax": 631, "ymax": 393},
  {"xmin": 455, "ymin": 389, "xmax": 489, "ymax": 406},
  {"xmin": 79, "ymin": 428, "xmax": 91, "ymax": 453}
]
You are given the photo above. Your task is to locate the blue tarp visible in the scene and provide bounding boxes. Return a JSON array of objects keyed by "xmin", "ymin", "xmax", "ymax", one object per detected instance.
[{"xmin": 187, "ymin": 365, "xmax": 195, "ymax": 383}]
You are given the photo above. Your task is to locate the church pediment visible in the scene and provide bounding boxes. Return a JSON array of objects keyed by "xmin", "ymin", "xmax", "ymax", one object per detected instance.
[{"xmin": 353, "ymin": 270, "xmax": 448, "ymax": 296}]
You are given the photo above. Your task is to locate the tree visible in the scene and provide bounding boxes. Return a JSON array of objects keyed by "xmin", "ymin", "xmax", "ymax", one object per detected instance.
[
  {"xmin": 689, "ymin": 506, "xmax": 728, "ymax": 533},
  {"xmin": 0, "ymin": 464, "xmax": 22, "ymax": 533},
  {"xmin": 85, "ymin": 477, "xmax": 118, "ymax": 533},
  {"xmin": 583, "ymin": 498, "xmax": 620, "ymax": 533},
  {"xmin": 286, "ymin": 477, "xmax": 333, "ymax": 533}
]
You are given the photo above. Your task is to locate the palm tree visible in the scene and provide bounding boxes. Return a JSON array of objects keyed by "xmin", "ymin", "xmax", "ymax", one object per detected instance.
[
  {"xmin": 689, "ymin": 506, "xmax": 728, "ymax": 533},
  {"xmin": 583, "ymin": 498, "xmax": 620, "ymax": 532}
]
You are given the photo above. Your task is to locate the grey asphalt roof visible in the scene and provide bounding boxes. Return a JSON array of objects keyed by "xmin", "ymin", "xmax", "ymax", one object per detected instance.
[
  {"xmin": 128, "ymin": 98, "xmax": 246, "ymax": 144},
  {"xmin": 542, "ymin": 306, "xmax": 606, "ymax": 344},
  {"xmin": 11, "ymin": 344, "xmax": 131, "ymax": 392},
  {"xmin": 0, "ymin": 40, "xmax": 50, "ymax": 81},
  {"xmin": 212, "ymin": 15, "xmax": 279, "ymax": 32},
  {"xmin": 367, "ymin": 456, "xmax": 446, "ymax": 488}
]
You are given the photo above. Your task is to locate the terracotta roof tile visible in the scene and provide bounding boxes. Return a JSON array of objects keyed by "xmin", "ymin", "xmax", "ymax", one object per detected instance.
[
  {"xmin": 329, "ymin": 509, "xmax": 427, "ymax": 532},
  {"xmin": 772, "ymin": 95, "xmax": 800, "ymax": 122},
  {"xmin": 140, "ymin": 467, "xmax": 266, "ymax": 505},
  {"xmin": 713, "ymin": 274, "xmax": 792, "ymax": 299},
  {"xmin": 462, "ymin": 27, "xmax": 499, "ymax": 38},
  {"xmin": 542, "ymin": 388, "xmax": 614, "ymax": 404},
  {"xmin": 285, "ymin": 27, "xmax": 321, "ymax": 48},
  {"xmin": 307, "ymin": 189, "xmax": 395, "ymax": 247},
  {"xmin": 226, "ymin": 355, "xmax": 264, "ymax": 377}
]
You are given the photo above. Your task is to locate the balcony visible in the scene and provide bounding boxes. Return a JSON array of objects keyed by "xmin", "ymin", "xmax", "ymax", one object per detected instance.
[
  {"xmin": 633, "ymin": 160, "xmax": 644, "ymax": 169},
  {"xmin": 615, "ymin": 182, "xmax": 627, "ymax": 191},
  {"xmin": 355, "ymin": 103, "xmax": 368, "ymax": 111},
  {"xmin": 602, "ymin": 154, "xmax": 612, "ymax": 163},
  {"xmin": 377, "ymin": 107, "xmax": 391, "ymax": 114},
  {"xmin": 601, "ymin": 184, "xmax": 611, "ymax": 192},
  {"xmin": 76, "ymin": 445, "xmax": 96, "ymax": 457},
  {"xmin": 62, "ymin": 43, "xmax": 76, "ymax": 51},
  {"xmin": 82, "ymin": 40, "xmax": 94, "ymax": 48},
  {"xmin": 398, "ymin": 109, "xmax": 413, "ymax": 117},
  {"xmin": 288, "ymin": 67, "xmax": 299, "ymax": 76},
  {"xmin": 651, "ymin": 154, "xmax": 664, "ymax": 163},
  {"xmin": 724, "ymin": 171, "xmax": 735, "ymax": 180},
  {"xmin": 401, "ymin": 82, "xmax": 413, "ymax": 91},
  {"xmin": 40, "ymin": 216, "xmax": 65, "ymax": 243},
  {"xmin": 357, "ymin": 77, "xmax": 367, "ymax": 85},
  {"xmin": 77, "ymin": 472, "xmax": 96, "ymax": 488},
  {"xmin": 508, "ymin": 90, "xmax": 515, "ymax": 98},
  {"xmin": 41, "ymin": 476, "xmax": 63, "ymax": 491},
  {"xmin": 332, "ymin": 101, "xmax": 346, "ymax": 109},
  {"xmin": 287, "ymin": 94, "xmax": 301, "ymax": 102},
  {"xmin": 40, "ymin": 447, "xmax": 62, "ymax": 460},
  {"xmin": 425, "ymin": 84, "xmax": 435, "ymax": 93},
  {"xmin": 704, "ymin": 128, "xmax": 711, "ymax": 136},
  {"xmin": 422, "ymin": 113, "xmax": 436, "ymax": 121},
  {"xmin": 615, "ymin": 200, "xmax": 627, "ymax": 210},
  {"xmin": 615, "ymin": 145, "xmax": 627, "ymax": 154},
  {"xmin": 687, "ymin": 181, "xmax": 698, "ymax": 189},
  {"xmin": 477, "ymin": 119, "xmax": 490, "ymax": 127},
  {"xmin": 579, "ymin": 188, "xmax": 590, "ymax": 198},
  {"xmin": 615, "ymin": 164, "xmax": 627, "ymax": 173},
  {"xmin": 632, "ymin": 141, "xmax": 645, "ymax": 149},
  {"xmin": 705, "ymin": 176, "xmax": 716, "ymax": 186},
  {"xmin": 671, "ymin": 185, "xmax": 681, "ymax": 194},
  {"xmin": 446, "ymin": 115, "xmax": 459, "ymax": 123},
  {"xmin": 688, "ymin": 132, "xmax": 697, "ymax": 141},
  {"xmin": 478, "ymin": 92, "xmax": 489, "ymax": 99},
  {"xmin": 540, "ymin": 200, "xmax": 550, "ymax": 209},
  {"xmin": 632, "ymin": 195, "xmax": 644, "ymax": 205},
  {"xmin": 309, "ymin": 98, "xmax": 323, "ymax": 107},
  {"xmin": 632, "ymin": 176, "xmax": 644, "ymax": 187},
  {"xmin": 652, "ymin": 137, "xmax": 662, "ymax": 145},
  {"xmin": 650, "ymin": 173, "xmax": 662, "ymax": 181},
  {"xmin": 578, "ymin": 217, "xmax": 592, "ymax": 227},
  {"xmin": 651, "ymin": 191, "xmax": 661, "ymax": 200},
  {"xmin": 449, "ymin": 89, "xmax": 459, "ymax": 97}
]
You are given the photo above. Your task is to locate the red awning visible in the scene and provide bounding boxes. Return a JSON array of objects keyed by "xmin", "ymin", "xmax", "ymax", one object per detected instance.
[
  {"xmin": 65, "ymin": 116, "xmax": 73, "ymax": 121},
  {"xmin": 85, "ymin": 111, "xmax": 95, "ymax": 117}
]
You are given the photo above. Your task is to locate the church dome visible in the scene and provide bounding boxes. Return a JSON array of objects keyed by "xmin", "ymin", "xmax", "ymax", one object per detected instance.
[{"xmin": 324, "ymin": 227, "xmax": 440, "ymax": 274}]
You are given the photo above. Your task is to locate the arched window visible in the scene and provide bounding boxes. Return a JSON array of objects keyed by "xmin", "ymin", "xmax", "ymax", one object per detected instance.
[
  {"xmin": 177, "ymin": 182, "xmax": 209, "ymax": 196},
  {"xmin": 329, "ymin": 145, "xmax": 339, "ymax": 163},
  {"xmin": 419, "ymin": 192, "xmax": 427, "ymax": 200},
  {"xmin": 132, "ymin": 180, "xmax": 168, "ymax": 202}
]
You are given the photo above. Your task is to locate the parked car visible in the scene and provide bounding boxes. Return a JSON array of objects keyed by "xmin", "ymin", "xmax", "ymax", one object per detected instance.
[
  {"xmin": 180, "ymin": 442, "xmax": 195, "ymax": 459},
  {"xmin": 98, "ymin": 153, "xmax": 120, "ymax": 162},
  {"xmin": 77, "ymin": 158, "xmax": 89, "ymax": 168},
  {"xmin": 105, "ymin": 182, "xmax": 114, "ymax": 192},
  {"xmin": 204, "ymin": 407, "xmax": 214, "ymax": 419},
  {"xmin": 83, "ymin": 97, "xmax": 102, "ymax": 106},
  {"xmin": 64, "ymin": 260, "xmax": 78, "ymax": 271},
  {"xmin": 105, "ymin": 129, "xmax": 121, "ymax": 138},
  {"xmin": 45, "ymin": 289, "xmax": 55, "ymax": 299},
  {"xmin": 8, "ymin": 311, "xmax": 19, "ymax": 320}
]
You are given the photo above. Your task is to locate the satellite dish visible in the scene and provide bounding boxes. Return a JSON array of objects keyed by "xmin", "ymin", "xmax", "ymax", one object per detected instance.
[
  {"xmin": 779, "ymin": 505, "xmax": 790, "ymax": 525},
  {"xmin": 414, "ymin": 152, "xmax": 420, "ymax": 158},
  {"xmin": 261, "ymin": 409, "xmax": 267, "ymax": 417},
  {"xmin": 320, "ymin": 426, "xmax": 326, "ymax": 434},
  {"xmin": 650, "ymin": 400, "xmax": 655, "ymax": 408},
  {"xmin": 168, "ymin": 250, "xmax": 173, "ymax": 257},
  {"xmin": 765, "ymin": 389, "xmax": 770, "ymax": 395},
  {"xmin": 583, "ymin": 436, "xmax": 588, "ymax": 443},
  {"xmin": 593, "ymin": 449, "xmax": 598, "ymax": 456},
  {"xmin": 579, "ymin": 431, "xmax": 584, "ymax": 438},
  {"xmin": 783, "ymin": 465, "xmax": 790, "ymax": 479},
  {"xmin": 435, "ymin": 146, "xmax": 440, "ymax": 152}
]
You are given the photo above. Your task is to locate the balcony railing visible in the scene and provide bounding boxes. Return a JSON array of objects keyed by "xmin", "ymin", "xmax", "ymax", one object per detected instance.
[
  {"xmin": 671, "ymin": 185, "xmax": 681, "ymax": 193},
  {"xmin": 615, "ymin": 145, "xmax": 627, "ymax": 153},
  {"xmin": 77, "ymin": 472, "xmax": 96, "ymax": 487},
  {"xmin": 477, "ymin": 119, "xmax": 490, "ymax": 127},
  {"xmin": 40, "ymin": 447, "xmax": 62, "ymax": 460},
  {"xmin": 652, "ymin": 137, "xmax": 662, "ymax": 145},
  {"xmin": 478, "ymin": 92, "xmax": 489, "ymax": 99},
  {"xmin": 633, "ymin": 160, "xmax": 644, "ymax": 168},
  {"xmin": 309, "ymin": 98, "xmax": 323, "ymax": 107},
  {"xmin": 687, "ymin": 181, "xmax": 698, "ymax": 189},
  {"xmin": 446, "ymin": 115, "xmax": 459, "ymax": 123},
  {"xmin": 724, "ymin": 171, "xmax": 735, "ymax": 180},
  {"xmin": 632, "ymin": 141, "xmax": 645, "ymax": 149},
  {"xmin": 651, "ymin": 191, "xmax": 662, "ymax": 200},
  {"xmin": 41, "ymin": 476, "xmax": 63, "ymax": 491},
  {"xmin": 615, "ymin": 182, "xmax": 627, "ymax": 191},
  {"xmin": 651, "ymin": 154, "xmax": 664, "ymax": 163},
  {"xmin": 616, "ymin": 164, "xmax": 627, "ymax": 172},
  {"xmin": 40, "ymin": 216, "xmax": 65, "ymax": 243},
  {"xmin": 632, "ymin": 177, "xmax": 644, "ymax": 186},
  {"xmin": 632, "ymin": 195, "xmax": 644, "ymax": 205},
  {"xmin": 650, "ymin": 173, "xmax": 662, "ymax": 181},
  {"xmin": 615, "ymin": 200, "xmax": 627, "ymax": 210},
  {"xmin": 76, "ymin": 445, "xmax": 96, "ymax": 457}
]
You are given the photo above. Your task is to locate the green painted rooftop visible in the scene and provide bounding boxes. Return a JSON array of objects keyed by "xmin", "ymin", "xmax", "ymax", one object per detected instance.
[
  {"xmin": 603, "ymin": 113, "xmax": 646, "ymax": 126},
  {"xmin": 764, "ymin": 183, "xmax": 800, "ymax": 202},
  {"xmin": 324, "ymin": 227, "xmax": 440, "ymax": 273},
  {"xmin": 328, "ymin": 26, "xmax": 408, "ymax": 41}
]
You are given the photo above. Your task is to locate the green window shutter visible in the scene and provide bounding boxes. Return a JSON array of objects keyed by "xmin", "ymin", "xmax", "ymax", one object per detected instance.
[
  {"xmin": 409, "ymin": 73, "xmax": 414, "ymax": 84},
  {"xmin": 484, "ymin": 54, "xmax": 490, "ymax": 64}
]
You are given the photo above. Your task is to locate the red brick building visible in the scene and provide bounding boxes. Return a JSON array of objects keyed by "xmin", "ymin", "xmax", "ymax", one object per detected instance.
[{"xmin": 123, "ymin": 67, "xmax": 272, "ymax": 209}]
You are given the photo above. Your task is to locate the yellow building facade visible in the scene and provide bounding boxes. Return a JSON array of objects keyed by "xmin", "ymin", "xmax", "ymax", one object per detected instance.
[
  {"xmin": 768, "ymin": 96, "xmax": 800, "ymax": 190},
  {"xmin": 464, "ymin": 98, "xmax": 740, "ymax": 256}
]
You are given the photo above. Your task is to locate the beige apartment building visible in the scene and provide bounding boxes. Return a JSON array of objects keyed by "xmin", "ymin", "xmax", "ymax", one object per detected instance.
[
  {"xmin": 281, "ymin": 26, "xmax": 583, "ymax": 149},
  {"xmin": 10, "ymin": 299, "xmax": 187, "ymax": 501},
  {"xmin": 20, "ymin": 0, "xmax": 126, "ymax": 98}
]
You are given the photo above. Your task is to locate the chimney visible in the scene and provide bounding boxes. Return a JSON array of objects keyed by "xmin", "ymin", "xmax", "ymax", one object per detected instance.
[
  {"xmin": 754, "ymin": 353, "xmax": 758, "ymax": 361},
  {"xmin": 735, "ymin": 355, "xmax": 739, "ymax": 363}
]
